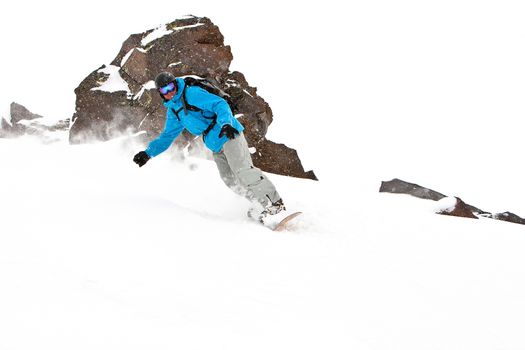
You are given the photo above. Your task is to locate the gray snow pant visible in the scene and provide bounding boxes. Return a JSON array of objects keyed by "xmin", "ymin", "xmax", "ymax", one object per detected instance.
[{"xmin": 213, "ymin": 132, "xmax": 281, "ymax": 208}]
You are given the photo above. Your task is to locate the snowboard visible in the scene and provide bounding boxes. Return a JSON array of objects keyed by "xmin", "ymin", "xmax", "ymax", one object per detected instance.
[{"xmin": 272, "ymin": 212, "xmax": 303, "ymax": 231}]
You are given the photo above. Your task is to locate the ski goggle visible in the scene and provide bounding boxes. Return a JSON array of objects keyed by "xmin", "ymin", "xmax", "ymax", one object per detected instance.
[{"xmin": 159, "ymin": 82, "xmax": 176, "ymax": 95}]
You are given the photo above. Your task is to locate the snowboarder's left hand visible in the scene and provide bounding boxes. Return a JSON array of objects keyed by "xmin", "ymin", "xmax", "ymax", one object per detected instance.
[
  {"xmin": 219, "ymin": 124, "xmax": 239, "ymax": 140},
  {"xmin": 133, "ymin": 151, "xmax": 150, "ymax": 167}
]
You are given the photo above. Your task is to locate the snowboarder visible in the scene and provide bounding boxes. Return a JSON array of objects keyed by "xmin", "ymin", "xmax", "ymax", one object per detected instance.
[{"xmin": 133, "ymin": 72, "xmax": 286, "ymax": 223}]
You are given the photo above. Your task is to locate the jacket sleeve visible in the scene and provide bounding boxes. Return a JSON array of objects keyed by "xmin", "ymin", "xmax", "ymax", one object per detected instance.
[
  {"xmin": 145, "ymin": 112, "xmax": 184, "ymax": 157},
  {"xmin": 185, "ymin": 87, "xmax": 234, "ymax": 128}
]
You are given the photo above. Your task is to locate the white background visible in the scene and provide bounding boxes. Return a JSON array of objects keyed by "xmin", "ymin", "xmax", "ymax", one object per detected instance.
[{"xmin": 1, "ymin": 0, "xmax": 523, "ymax": 212}]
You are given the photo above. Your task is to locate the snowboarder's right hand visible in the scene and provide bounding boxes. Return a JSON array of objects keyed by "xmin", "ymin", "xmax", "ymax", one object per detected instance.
[
  {"xmin": 219, "ymin": 124, "xmax": 239, "ymax": 140},
  {"xmin": 133, "ymin": 151, "xmax": 150, "ymax": 167}
]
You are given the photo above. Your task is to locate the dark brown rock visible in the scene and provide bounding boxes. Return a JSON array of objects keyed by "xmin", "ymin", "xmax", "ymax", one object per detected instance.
[
  {"xmin": 121, "ymin": 49, "xmax": 150, "ymax": 88},
  {"xmin": 0, "ymin": 103, "xmax": 69, "ymax": 139},
  {"xmin": 69, "ymin": 15, "xmax": 316, "ymax": 180},
  {"xmin": 380, "ymin": 178, "xmax": 524, "ymax": 226},
  {"xmin": 1, "ymin": 102, "xmax": 46, "ymax": 137},
  {"xmin": 250, "ymin": 139, "xmax": 318, "ymax": 181},
  {"xmin": 10, "ymin": 102, "xmax": 44, "ymax": 123},
  {"xmin": 437, "ymin": 197, "xmax": 478, "ymax": 219},
  {"xmin": 110, "ymin": 33, "xmax": 145, "ymax": 68},
  {"xmin": 493, "ymin": 212, "xmax": 525, "ymax": 225},
  {"xmin": 0, "ymin": 118, "xmax": 18, "ymax": 138},
  {"xmin": 379, "ymin": 178, "xmax": 446, "ymax": 201},
  {"xmin": 0, "ymin": 118, "xmax": 10, "ymax": 130}
]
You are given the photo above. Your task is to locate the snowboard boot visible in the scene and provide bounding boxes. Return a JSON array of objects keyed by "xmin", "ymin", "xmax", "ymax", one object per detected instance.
[{"xmin": 248, "ymin": 199, "xmax": 287, "ymax": 225}]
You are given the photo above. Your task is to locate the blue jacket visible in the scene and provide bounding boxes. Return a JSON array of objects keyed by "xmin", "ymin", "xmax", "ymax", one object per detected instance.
[{"xmin": 145, "ymin": 78, "xmax": 244, "ymax": 156}]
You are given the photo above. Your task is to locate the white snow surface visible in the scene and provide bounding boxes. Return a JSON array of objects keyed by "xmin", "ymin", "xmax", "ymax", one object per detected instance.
[
  {"xmin": 91, "ymin": 65, "xmax": 131, "ymax": 94},
  {"xmin": 141, "ymin": 22, "xmax": 205, "ymax": 46},
  {"xmin": 16, "ymin": 118, "xmax": 42, "ymax": 126},
  {"xmin": 1, "ymin": 1, "xmax": 525, "ymax": 349},
  {"xmin": 434, "ymin": 196, "xmax": 458, "ymax": 213},
  {"xmin": 141, "ymin": 24, "xmax": 173, "ymax": 46},
  {"xmin": 1, "ymin": 135, "xmax": 525, "ymax": 350},
  {"xmin": 172, "ymin": 22, "xmax": 206, "ymax": 31},
  {"xmin": 143, "ymin": 80, "xmax": 156, "ymax": 90},
  {"xmin": 133, "ymin": 81, "xmax": 156, "ymax": 101},
  {"xmin": 120, "ymin": 48, "xmax": 135, "ymax": 66}
]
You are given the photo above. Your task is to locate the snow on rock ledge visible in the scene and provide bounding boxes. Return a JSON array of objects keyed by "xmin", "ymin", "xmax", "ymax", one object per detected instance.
[
  {"xmin": 380, "ymin": 178, "xmax": 525, "ymax": 226},
  {"xmin": 90, "ymin": 65, "xmax": 131, "ymax": 94},
  {"xmin": 69, "ymin": 15, "xmax": 316, "ymax": 180},
  {"xmin": 434, "ymin": 197, "xmax": 478, "ymax": 219}
]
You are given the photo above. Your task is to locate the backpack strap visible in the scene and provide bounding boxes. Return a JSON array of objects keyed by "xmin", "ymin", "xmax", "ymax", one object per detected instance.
[
  {"xmin": 184, "ymin": 76, "xmax": 236, "ymax": 112},
  {"xmin": 170, "ymin": 107, "xmax": 183, "ymax": 121},
  {"xmin": 182, "ymin": 85, "xmax": 203, "ymax": 113},
  {"xmin": 202, "ymin": 117, "xmax": 217, "ymax": 139},
  {"xmin": 178, "ymin": 84, "xmax": 218, "ymax": 138}
]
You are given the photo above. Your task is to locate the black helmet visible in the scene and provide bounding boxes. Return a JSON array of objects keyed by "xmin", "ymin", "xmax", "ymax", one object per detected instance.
[{"xmin": 155, "ymin": 71, "xmax": 176, "ymax": 89}]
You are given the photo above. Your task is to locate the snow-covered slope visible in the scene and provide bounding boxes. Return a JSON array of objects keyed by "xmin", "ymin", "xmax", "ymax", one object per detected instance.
[
  {"xmin": 1, "ymin": 135, "xmax": 524, "ymax": 350},
  {"xmin": 2, "ymin": 1, "xmax": 525, "ymax": 348}
]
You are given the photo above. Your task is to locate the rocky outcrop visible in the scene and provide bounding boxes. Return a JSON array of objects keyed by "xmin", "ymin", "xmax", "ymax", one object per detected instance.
[
  {"xmin": 435, "ymin": 197, "xmax": 479, "ymax": 219},
  {"xmin": 380, "ymin": 178, "xmax": 524, "ymax": 226},
  {"xmin": 379, "ymin": 178, "xmax": 446, "ymax": 201},
  {"xmin": 69, "ymin": 15, "xmax": 316, "ymax": 180},
  {"xmin": 0, "ymin": 102, "xmax": 44, "ymax": 137},
  {"xmin": 0, "ymin": 102, "xmax": 69, "ymax": 139},
  {"xmin": 11, "ymin": 102, "xmax": 45, "ymax": 124},
  {"xmin": 493, "ymin": 212, "xmax": 525, "ymax": 225}
]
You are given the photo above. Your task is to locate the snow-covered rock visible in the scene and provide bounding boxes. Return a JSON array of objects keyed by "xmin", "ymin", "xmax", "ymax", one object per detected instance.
[
  {"xmin": 0, "ymin": 102, "xmax": 69, "ymax": 140},
  {"xmin": 435, "ymin": 196, "xmax": 478, "ymax": 219},
  {"xmin": 69, "ymin": 15, "xmax": 316, "ymax": 180},
  {"xmin": 381, "ymin": 178, "xmax": 525, "ymax": 225}
]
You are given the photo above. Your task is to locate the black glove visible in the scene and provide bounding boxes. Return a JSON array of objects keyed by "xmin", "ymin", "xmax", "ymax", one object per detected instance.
[
  {"xmin": 219, "ymin": 124, "xmax": 239, "ymax": 140},
  {"xmin": 133, "ymin": 151, "xmax": 150, "ymax": 167}
]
